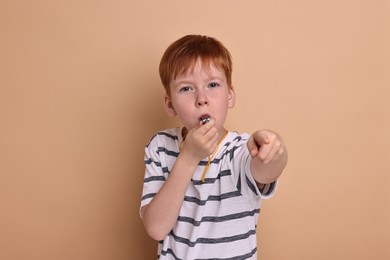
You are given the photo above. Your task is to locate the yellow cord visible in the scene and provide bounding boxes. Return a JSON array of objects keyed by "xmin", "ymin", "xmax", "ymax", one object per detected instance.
[
  {"xmin": 201, "ymin": 157, "xmax": 211, "ymax": 183},
  {"xmin": 180, "ymin": 129, "xmax": 228, "ymax": 183}
]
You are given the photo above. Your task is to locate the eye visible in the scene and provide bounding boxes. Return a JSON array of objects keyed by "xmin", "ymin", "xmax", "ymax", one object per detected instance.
[
  {"xmin": 208, "ymin": 82, "xmax": 220, "ymax": 88},
  {"xmin": 179, "ymin": 86, "xmax": 191, "ymax": 92}
]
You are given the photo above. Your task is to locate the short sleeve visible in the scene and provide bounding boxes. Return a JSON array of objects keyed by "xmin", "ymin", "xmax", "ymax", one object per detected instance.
[
  {"xmin": 243, "ymin": 154, "xmax": 278, "ymax": 199},
  {"xmin": 233, "ymin": 135, "xmax": 278, "ymax": 199},
  {"xmin": 140, "ymin": 139, "xmax": 167, "ymax": 215}
]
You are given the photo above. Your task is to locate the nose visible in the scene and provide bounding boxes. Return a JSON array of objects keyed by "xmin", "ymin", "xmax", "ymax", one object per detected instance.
[{"xmin": 196, "ymin": 94, "xmax": 208, "ymax": 107}]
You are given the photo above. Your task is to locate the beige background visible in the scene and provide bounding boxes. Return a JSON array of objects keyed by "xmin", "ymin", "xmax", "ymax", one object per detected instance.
[{"xmin": 1, "ymin": 1, "xmax": 389, "ymax": 259}]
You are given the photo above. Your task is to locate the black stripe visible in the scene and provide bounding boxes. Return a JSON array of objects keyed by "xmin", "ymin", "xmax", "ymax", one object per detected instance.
[
  {"xmin": 236, "ymin": 172, "xmax": 241, "ymax": 193},
  {"xmin": 219, "ymin": 169, "xmax": 232, "ymax": 176},
  {"xmin": 192, "ymin": 169, "xmax": 231, "ymax": 185},
  {"xmin": 195, "ymin": 247, "xmax": 257, "ymax": 260},
  {"xmin": 151, "ymin": 143, "xmax": 245, "ymax": 167},
  {"xmin": 195, "ymin": 143, "xmax": 246, "ymax": 167},
  {"xmin": 217, "ymin": 133, "xmax": 245, "ymax": 150},
  {"xmin": 177, "ymin": 208, "xmax": 260, "ymax": 226},
  {"xmin": 161, "ymin": 247, "xmax": 257, "ymax": 260},
  {"xmin": 169, "ymin": 229, "xmax": 256, "ymax": 247},
  {"xmin": 157, "ymin": 147, "xmax": 179, "ymax": 157},
  {"xmin": 264, "ymin": 181, "xmax": 276, "ymax": 196},
  {"xmin": 141, "ymin": 193, "xmax": 156, "ymax": 201},
  {"xmin": 214, "ymin": 145, "xmax": 241, "ymax": 163},
  {"xmin": 153, "ymin": 146, "xmax": 242, "ymax": 162},
  {"xmin": 144, "ymin": 158, "xmax": 162, "ymax": 167},
  {"xmin": 144, "ymin": 176, "xmax": 166, "ymax": 183},
  {"xmin": 184, "ymin": 190, "xmax": 241, "ymax": 205},
  {"xmin": 160, "ymin": 248, "xmax": 182, "ymax": 260},
  {"xmin": 223, "ymin": 145, "xmax": 241, "ymax": 162},
  {"xmin": 146, "ymin": 131, "xmax": 178, "ymax": 147},
  {"xmin": 233, "ymin": 135, "xmax": 243, "ymax": 142},
  {"xmin": 246, "ymin": 175, "xmax": 259, "ymax": 196}
]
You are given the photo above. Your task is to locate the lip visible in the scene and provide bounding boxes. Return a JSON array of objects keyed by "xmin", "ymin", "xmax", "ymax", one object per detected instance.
[{"xmin": 199, "ymin": 114, "xmax": 211, "ymax": 120}]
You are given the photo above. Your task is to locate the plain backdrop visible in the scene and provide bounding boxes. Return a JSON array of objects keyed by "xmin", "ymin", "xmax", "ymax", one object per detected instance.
[{"xmin": 1, "ymin": 1, "xmax": 389, "ymax": 259}]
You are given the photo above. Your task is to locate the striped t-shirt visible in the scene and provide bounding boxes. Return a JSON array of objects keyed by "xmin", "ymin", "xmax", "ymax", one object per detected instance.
[{"xmin": 141, "ymin": 127, "xmax": 277, "ymax": 260}]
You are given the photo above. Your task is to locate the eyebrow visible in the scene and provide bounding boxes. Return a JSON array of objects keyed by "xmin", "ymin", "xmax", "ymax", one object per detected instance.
[
  {"xmin": 174, "ymin": 76, "xmax": 224, "ymax": 85},
  {"xmin": 172, "ymin": 80, "xmax": 192, "ymax": 87}
]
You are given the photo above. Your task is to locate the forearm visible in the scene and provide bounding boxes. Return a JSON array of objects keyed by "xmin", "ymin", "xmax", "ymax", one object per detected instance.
[
  {"xmin": 141, "ymin": 152, "xmax": 198, "ymax": 241},
  {"xmin": 251, "ymin": 149, "xmax": 288, "ymax": 184}
]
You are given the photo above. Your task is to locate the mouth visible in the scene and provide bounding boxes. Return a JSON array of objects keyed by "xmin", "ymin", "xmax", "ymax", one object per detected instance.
[{"xmin": 199, "ymin": 114, "xmax": 211, "ymax": 125}]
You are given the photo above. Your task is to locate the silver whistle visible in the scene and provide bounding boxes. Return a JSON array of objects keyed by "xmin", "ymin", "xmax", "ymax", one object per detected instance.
[{"xmin": 200, "ymin": 116, "xmax": 211, "ymax": 125}]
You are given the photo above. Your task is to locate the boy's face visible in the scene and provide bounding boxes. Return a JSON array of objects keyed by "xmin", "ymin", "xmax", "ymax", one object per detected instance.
[{"xmin": 164, "ymin": 60, "xmax": 235, "ymax": 135}]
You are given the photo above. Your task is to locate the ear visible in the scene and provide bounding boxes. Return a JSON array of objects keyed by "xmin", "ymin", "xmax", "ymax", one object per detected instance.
[
  {"xmin": 163, "ymin": 94, "xmax": 177, "ymax": 117},
  {"xmin": 228, "ymin": 86, "xmax": 236, "ymax": 108}
]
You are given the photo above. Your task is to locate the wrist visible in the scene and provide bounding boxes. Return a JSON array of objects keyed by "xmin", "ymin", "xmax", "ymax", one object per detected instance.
[{"xmin": 178, "ymin": 149, "xmax": 201, "ymax": 166}]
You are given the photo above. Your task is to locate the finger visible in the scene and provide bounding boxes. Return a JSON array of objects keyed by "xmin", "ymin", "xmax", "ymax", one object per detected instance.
[
  {"xmin": 247, "ymin": 136, "xmax": 259, "ymax": 156},
  {"xmin": 254, "ymin": 131, "xmax": 271, "ymax": 146},
  {"xmin": 197, "ymin": 118, "xmax": 216, "ymax": 134},
  {"xmin": 196, "ymin": 119, "xmax": 218, "ymax": 143},
  {"xmin": 260, "ymin": 142, "xmax": 276, "ymax": 163},
  {"xmin": 257, "ymin": 142, "xmax": 274, "ymax": 161},
  {"xmin": 204, "ymin": 127, "xmax": 218, "ymax": 143},
  {"xmin": 256, "ymin": 133, "xmax": 278, "ymax": 161},
  {"xmin": 261, "ymin": 140, "xmax": 283, "ymax": 164},
  {"xmin": 248, "ymin": 131, "xmax": 270, "ymax": 157}
]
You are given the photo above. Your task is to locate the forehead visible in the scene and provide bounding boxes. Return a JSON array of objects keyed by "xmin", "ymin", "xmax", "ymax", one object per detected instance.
[{"xmin": 175, "ymin": 59, "xmax": 226, "ymax": 81}]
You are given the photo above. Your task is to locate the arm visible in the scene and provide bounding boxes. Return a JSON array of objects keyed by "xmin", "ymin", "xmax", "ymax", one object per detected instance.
[
  {"xmin": 247, "ymin": 129, "xmax": 288, "ymax": 185},
  {"xmin": 141, "ymin": 120, "xmax": 219, "ymax": 241}
]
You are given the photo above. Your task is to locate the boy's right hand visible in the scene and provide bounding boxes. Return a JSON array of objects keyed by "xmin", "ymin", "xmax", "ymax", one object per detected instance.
[{"xmin": 180, "ymin": 118, "xmax": 219, "ymax": 163}]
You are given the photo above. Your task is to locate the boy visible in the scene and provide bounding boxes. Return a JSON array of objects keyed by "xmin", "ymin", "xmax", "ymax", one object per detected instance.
[{"xmin": 140, "ymin": 35, "xmax": 288, "ymax": 259}]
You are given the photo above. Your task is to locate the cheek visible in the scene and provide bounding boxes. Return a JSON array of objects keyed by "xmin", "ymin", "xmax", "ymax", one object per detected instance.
[
  {"xmin": 220, "ymin": 98, "xmax": 230, "ymax": 109},
  {"xmin": 173, "ymin": 98, "xmax": 191, "ymax": 110},
  {"xmin": 172, "ymin": 101, "xmax": 194, "ymax": 120}
]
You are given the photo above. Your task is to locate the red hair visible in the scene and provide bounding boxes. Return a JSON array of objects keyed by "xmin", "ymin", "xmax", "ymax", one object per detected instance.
[{"xmin": 159, "ymin": 35, "xmax": 233, "ymax": 96}]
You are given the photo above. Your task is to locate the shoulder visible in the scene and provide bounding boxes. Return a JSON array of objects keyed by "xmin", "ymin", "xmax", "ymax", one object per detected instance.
[
  {"xmin": 225, "ymin": 131, "xmax": 250, "ymax": 147},
  {"xmin": 217, "ymin": 131, "xmax": 251, "ymax": 162},
  {"xmin": 146, "ymin": 127, "xmax": 181, "ymax": 149}
]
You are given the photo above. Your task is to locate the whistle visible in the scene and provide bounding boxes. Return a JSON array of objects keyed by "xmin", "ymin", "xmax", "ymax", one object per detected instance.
[{"xmin": 200, "ymin": 116, "xmax": 211, "ymax": 125}]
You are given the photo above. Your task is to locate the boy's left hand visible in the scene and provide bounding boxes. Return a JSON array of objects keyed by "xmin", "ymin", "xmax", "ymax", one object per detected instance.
[{"xmin": 247, "ymin": 130, "xmax": 285, "ymax": 164}]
